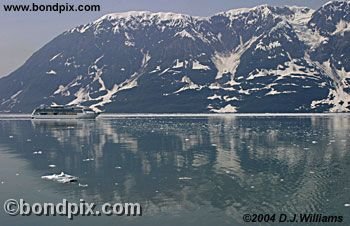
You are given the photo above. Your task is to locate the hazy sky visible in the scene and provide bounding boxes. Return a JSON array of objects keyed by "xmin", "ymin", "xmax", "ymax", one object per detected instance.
[{"xmin": 0, "ymin": 0, "xmax": 330, "ymax": 77}]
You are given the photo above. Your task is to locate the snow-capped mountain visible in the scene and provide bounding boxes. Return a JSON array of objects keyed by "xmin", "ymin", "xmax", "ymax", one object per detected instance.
[{"xmin": 1, "ymin": 1, "xmax": 350, "ymax": 113}]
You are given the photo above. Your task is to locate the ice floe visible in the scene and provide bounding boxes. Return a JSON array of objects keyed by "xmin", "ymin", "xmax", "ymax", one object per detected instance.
[
  {"xmin": 82, "ymin": 158, "xmax": 94, "ymax": 162},
  {"xmin": 41, "ymin": 172, "xmax": 78, "ymax": 183},
  {"xmin": 178, "ymin": 177, "xmax": 192, "ymax": 180},
  {"xmin": 78, "ymin": 183, "xmax": 88, "ymax": 187}
]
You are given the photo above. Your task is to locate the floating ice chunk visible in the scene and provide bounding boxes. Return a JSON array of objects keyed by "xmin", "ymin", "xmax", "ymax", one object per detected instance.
[
  {"xmin": 82, "ymin": 158, "xmax": 94, "ymax": 162},
  {"xmin": 33, "ymin": 151, "xmax": 43, "ymax": 155},
  {"xmin": 345, "ymin": 204, "xmax": 350, "ymax": 207},
  {"xmin": 312, "ymin": 141, "xmax": 317, "ymax": 144},
  {"xmin": 250, "ymin": 186, "xmax": 255, "ymax": 189},
  {"xmin": 9, "ymin": 136, "xmax": 13, "ymax": 139},
  {"xmin": 310, "ymin": 171, "xmax": 315, "ymax": 174},
  {"xmin": 41, "ymin": 172, "xmax": 78, "ymax": 183},
  {"xmin": 27, "ymin": 139, "xmax": 32, "ymax": 142},
  {"xmin": 78, "ymin": 183, "xmax": 88, "ymax": 187},
  {"xmin": 115, "ymin": 166, "xmax": 122, "ymax": 169},
  {"xmin": 16, "ymin": 173, "xmax": 19, "ymax": 176},
  {"xmin": 178, "ymin": 177, "xmax": 192, "ymax": 180},
  {"xmin": 48, "ymin": 164, "xmax": 56, "ymax": 168},
  {"xmin": 280, "ymin": 179, "xmax": 284, "ymax": 182}
]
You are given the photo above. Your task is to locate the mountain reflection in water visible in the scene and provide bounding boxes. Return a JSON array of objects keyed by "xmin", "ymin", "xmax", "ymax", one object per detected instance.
[{"xmin": 0, "ymin": 115, "xmax": 349, "ymax": 225}]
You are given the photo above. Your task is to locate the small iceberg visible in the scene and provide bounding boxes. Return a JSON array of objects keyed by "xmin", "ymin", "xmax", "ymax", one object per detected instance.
[
  {"xmin": 41, "ymin": 172, "xmax": 78, "ymax": 183},
  {"xmin": 33, "ymin": 151, "xmax": 43, "ymax": 155},
  {"xmin": 178, "ymin": 177, "xmax": 192, "ymax": 180},
  {"xmin": 82, "ymin": 158, "xmax": 94, "ymax": 162},
  {"xmin": 78, "ymin": 183, "xmax": 88, "ymax": 187}
]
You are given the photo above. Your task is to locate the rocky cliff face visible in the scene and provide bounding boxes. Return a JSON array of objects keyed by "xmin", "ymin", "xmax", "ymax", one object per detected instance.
[{"xmin": 1, "ymin": 1, "xmax": 349, "ymax": 113}]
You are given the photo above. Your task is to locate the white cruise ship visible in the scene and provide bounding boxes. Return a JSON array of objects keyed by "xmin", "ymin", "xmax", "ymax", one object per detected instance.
[{"xmin": 31, "ymin": 105, "xmax": 99, "ymax": 119}]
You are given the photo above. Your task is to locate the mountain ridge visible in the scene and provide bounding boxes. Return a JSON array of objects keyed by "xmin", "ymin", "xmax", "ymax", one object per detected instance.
[{"xmin": 0, "ymin": 1, "xmax": 349, "ymax": 113}]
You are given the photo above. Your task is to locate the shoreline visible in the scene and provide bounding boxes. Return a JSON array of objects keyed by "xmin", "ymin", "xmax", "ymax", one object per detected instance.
[{"xmin": 0, "ymin": 112, "xmax": 350, "ymax": 119}]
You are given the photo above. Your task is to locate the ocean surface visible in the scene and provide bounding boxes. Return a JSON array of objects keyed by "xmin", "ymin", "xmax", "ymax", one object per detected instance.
[{"xmin": 0, "ymin": 114, "xmax": 350, "ymax": 225}]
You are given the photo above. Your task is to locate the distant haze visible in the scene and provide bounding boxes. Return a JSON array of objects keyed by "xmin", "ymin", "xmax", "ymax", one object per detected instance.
[{"xmin": 0, "ymin": 0, "xmax": 330, "ymax": 77}]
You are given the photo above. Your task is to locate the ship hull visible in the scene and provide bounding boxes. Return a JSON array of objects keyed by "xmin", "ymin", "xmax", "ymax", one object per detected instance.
[{"xmin": 31, "ymin": 112, "xmax": 98, "ymax": 120}]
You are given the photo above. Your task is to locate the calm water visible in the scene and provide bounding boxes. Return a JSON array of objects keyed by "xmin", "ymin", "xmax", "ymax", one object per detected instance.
[{"xmin": 0, "ymin": 115, "xmax": 350, "ymax": 225}]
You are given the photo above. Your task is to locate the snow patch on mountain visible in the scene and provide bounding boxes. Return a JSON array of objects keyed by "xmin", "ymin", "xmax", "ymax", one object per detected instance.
[
  {"xmin": 68, "ymin": 87, "xmax": 90, "ymax": 105},
  {"xmin": 173, "ymin": 59, "xmax": 184, "ymax": 69},
  {"xmin": 53, "ymin": 76, "xmax": 82, "ymax": 97},
  {"xmin": 124, "ymin": 32, "xmax": 135, "ymax": 46},
  {"xmin": 213, "ymin": 36, "xmax": 259, "ymax": 79},
  {"xmin": 223, "ymin": 96, "xmax": 239, "ymax": 101},
  {"xmin": 247, "ymin": 60, "xmax": 320, "ymax": 81},
  {"xmin": 332, "ymin": 20, "xmax": 350, "ymax": 35},
  {"xmin": 266, "ymin": 88, "xmax": 296, "ymax": 96},
  {"xmin": 174, "ymin": 76, "xmax": 202, "ymax": 93},
  {"xmin": 46, "ymin": 70, "xmax": 57, "ymax": 75},
  {"xmin": 256, "ymin": 41, "xmax": 281, "ymax": 51},
  {"xmin": 11, "ymin": 90, "xmax": 23, "ymax": 99},
  {"xmin": 311, "ymin": 60, "xmax": 350, "ymax": 112},
  {"xmin": 175, "ymin": 30, "xmax": 195, "ymax": 40},
  {"xmin": 207, "ymin": 94, "xmax": 222, "ymax": 100},
  {"xmin": 50, "ymin": 53, "xmax": 62, "ymax": 62},
  {"xmin": 54, "ymin": 85, "xmax": 70, "ymax": 96},
  {"xmin": 192, "ymin": 61, "xmax": 210, "ymax": 70}
]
